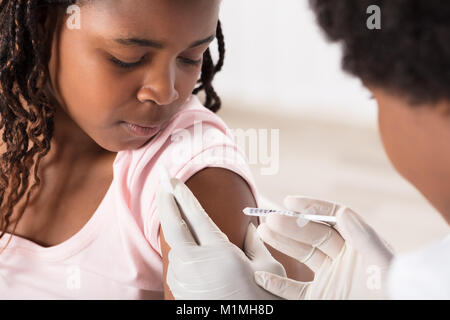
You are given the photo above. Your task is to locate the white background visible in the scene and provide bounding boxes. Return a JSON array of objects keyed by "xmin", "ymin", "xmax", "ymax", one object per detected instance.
[{"xmin": 215, "ymin": 0, "xmax": 377, "ymax": 127}]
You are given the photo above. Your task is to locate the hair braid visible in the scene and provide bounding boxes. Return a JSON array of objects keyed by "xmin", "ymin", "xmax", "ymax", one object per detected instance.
[
  {"xmin": 0, "ymin": 0, "xmax": 77, "ymax": 253},
  {"xmin": 193, "ymin": 20, "xmax": 225, "ymax": 113}
]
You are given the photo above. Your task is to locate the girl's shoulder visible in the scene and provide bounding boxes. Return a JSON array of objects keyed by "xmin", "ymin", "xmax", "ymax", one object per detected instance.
[{"xmin": 112, "ymin": 95, "xmax": 258, "ymax": 255}]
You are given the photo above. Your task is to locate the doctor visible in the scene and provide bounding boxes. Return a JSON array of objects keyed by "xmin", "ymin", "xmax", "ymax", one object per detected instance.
[{"xmin": 156, "ymin": 0, "xmax": 450, "ymax": 299}]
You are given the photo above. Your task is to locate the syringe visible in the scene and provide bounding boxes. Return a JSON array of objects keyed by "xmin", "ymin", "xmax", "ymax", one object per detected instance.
[{"xmin": 243, "ymin": 207, "xmax": 337, "ymax": 227}]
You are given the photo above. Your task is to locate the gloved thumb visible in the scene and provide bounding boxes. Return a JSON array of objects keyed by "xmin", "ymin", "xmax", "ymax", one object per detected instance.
[
  {"xmin": 336, "ymin": 208, "xmax": 394, "ymax": 266},
  {"xmin": 244, "ymin": 223, "xmax": 287, "ymax": 277},
  {"xmin": 254, "ymin": 271, "xmax": 312, "ymax": 300}
]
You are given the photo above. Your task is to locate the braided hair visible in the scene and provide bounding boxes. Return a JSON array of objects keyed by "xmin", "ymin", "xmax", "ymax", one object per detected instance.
[
  {"xmin": 193, "ymin": 20, "xmax": 225, "ymax": 112},
  {"xmin": 0, "ymin": 0, "xmax": 225, "ymax": 252}
]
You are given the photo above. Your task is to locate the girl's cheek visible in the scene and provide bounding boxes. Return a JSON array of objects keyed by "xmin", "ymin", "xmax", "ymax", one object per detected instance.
[{"xmin": 178, "ymin": 68, "xmax": 202, "ymax": 96}]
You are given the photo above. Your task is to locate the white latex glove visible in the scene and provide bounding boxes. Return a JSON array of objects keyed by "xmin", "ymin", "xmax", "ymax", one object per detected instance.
[
  {"xmin": 156, "ymin": 177, "xmax": 287, "ymax": 300},
  {"xmin": 254, "ymin": 196, "xmax": 395, "ymax": 300}
]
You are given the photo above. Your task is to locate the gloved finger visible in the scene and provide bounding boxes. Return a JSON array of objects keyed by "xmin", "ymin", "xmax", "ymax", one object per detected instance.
[
  {"xmin": 336, "ymin": 207, "xmax": 394, "ymax": 265},
  {"xmin": 244, "ymin": 223, "xmax": 272, "ymax": 260},
  {"xmin": 257, "ymin": 223, "xmax": 327, "ymax": 273},
  {"xmin": 166, "ymin": 264, "xmax": 213, "ymax": 300},
  {"xmin": 284, "ymin": 196, "xmax": 343, "ymax": 217},
  {"xmin": 168, "ymin": 255, "xmax": 222, "ymax": 285},
  {"xmin": 265, "ymin": 213, "xmax": 345, "ymax": 260},
  {"xmin": 254, "ymin": 271, "xmax": 311, "ymax": 300},
  {"xmin": 167, "ymin": 255, "xmax": 242, "ymax": 300},
  {"xmin": 244, "ymin": 223, "xmax": 287, "ymax": 277},
  {"xmin": 168, "ymin": 245, "xmax": 235, "ymax": 282},
  {"xmin": 165, "ymin": 267, "xmax": 185, "ymax": 300},
  {"xmin": 171, "ymin": 178, "xmax": 230, "ymax": 246},
  {"xmin": 156, "ymin": 182, "xmax": 197, "ymax": 248}
]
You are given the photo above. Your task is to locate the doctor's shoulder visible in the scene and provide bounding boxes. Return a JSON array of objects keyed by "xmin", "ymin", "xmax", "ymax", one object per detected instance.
[{"xmin": 387, "ymin": 235, "xmax": 450, "ymax": 299}]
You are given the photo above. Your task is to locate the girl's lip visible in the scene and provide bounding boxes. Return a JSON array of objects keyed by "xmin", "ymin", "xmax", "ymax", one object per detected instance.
[{"xmin": 122, "ymin": 122, "xmax": 160, "ymax": 137}]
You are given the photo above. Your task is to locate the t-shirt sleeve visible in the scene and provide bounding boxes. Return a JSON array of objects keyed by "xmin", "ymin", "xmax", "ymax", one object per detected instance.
[{"xmin": 144, "ymin": 121, "xmax": 260, "ymax": 256}]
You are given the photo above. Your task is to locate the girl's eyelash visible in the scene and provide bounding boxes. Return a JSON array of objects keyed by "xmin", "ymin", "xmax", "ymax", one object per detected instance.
[
  {"xmin": 109, "ymin": 56, "xmax": 144, "ymax": 69},
  {"xmin": 109, "ymin": 55, "xmax": 202, "ymax": 70},
  {"xmin": 178, "ymin": 57, "xmax": 202, "ymax": 66}
]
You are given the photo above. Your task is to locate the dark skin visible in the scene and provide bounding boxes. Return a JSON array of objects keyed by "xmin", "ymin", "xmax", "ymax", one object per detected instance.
[
  {"xmin": 371, "ymin": 87, "xmax": 450, "ymax": 224},
  {"xmin": 1, "ymin": 0, "xmax": 306, "ymax": 298},
  {"xmin": 47, "ymin": 0, "xmax": 220, "ymax": 153},
  {"xmin": 3, "ymin": 0, "xmax": 221, "ymax": 245}
]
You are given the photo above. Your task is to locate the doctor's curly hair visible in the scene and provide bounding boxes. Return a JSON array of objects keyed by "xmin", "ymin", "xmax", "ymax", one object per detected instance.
[
  {"xmin": 0, "ymin": 0, "xmax": 225, "ymax": 250},
  {"xmin": 309, "ymin": 0, "xmax": 450, "ymax": 105}
]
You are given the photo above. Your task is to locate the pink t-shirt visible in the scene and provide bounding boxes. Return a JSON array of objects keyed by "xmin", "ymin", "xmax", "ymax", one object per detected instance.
[{"xmin": 0, "ymin": 95, "xmax": 259, "ymax": 299}]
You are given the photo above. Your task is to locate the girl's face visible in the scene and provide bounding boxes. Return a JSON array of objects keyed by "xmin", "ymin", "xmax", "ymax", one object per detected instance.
[{"xmin": 47, "ymin": 0, "xmax": 220, "ymax": 151}]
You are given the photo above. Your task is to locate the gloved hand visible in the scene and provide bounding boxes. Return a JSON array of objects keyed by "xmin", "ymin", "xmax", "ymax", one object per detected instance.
[
  {"xmin": 254, "ymin": 196, "xmax": 395, "ymax": 299},
  {"xmin": 156, "ymin": 177, "xmax": 287, "ymax": 300}
]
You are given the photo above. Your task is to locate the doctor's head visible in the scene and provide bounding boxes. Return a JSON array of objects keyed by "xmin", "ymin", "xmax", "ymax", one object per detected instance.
[{"xmin": 310, "ymin": 0, "xmax": 450, "ymax": 217}]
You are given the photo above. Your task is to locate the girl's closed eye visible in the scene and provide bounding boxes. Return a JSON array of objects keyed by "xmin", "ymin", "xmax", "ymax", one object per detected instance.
[
  {"xmin": 109, "ymin": 55, "xmax": 148, "ymax": 69},
  {"xmin": 109, "ymin": 54, "xmax": 203, "ymax": 70},
  {"xmin": 178, "ymin": 56, "xmax": 203, "ymax": 67}
]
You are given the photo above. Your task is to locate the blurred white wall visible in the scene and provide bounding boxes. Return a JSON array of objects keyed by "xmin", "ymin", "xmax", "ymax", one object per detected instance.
[{"xmin": 215, "ymin": 0, "xmax": 378, "ymax": 127}]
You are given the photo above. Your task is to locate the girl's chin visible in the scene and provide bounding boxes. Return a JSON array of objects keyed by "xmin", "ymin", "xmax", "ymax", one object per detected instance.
[{"xmin": 104, "ymin": 136, "xmax": 158, "ymax": 152}]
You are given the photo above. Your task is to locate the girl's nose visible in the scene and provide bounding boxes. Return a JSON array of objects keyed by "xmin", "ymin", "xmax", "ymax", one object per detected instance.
[{"xmin": 137, "ymin": 66, "xmax": 180, "ymax": 106}]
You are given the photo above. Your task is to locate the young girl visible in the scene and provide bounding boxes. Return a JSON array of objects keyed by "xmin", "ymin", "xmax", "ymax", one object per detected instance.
[{"xmin": 0, "ymin": 0, "xmax": 259, "ymax": 299}]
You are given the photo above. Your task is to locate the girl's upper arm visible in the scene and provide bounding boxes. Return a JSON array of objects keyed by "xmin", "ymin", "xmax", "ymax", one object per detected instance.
[{"xmin": 159, "ymin": 167, "xmax": 259, "ymax": 300}]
